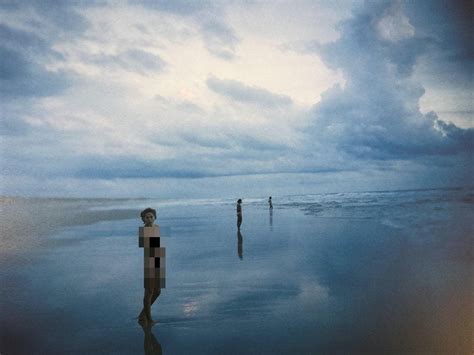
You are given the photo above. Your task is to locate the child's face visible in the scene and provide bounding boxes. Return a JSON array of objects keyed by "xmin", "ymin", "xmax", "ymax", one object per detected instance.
[{"xmin": 143, "ymin": 212, "xmax": 155, "ymax": 226}]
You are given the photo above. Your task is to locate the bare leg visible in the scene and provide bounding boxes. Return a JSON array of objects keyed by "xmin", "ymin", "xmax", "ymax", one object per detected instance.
[
  {"xmin": 150, "ymin": 288, "xmax": 161, "ymax": 306},
  {"xmin": 138, "ymin": 288, "xmax": 147, "ymax": 321},
  {"xmin": 139, "ymin": 287, "xmax": 161, "ymax": 323},
  {"xmin": 139, "ymin": 288, "xmax": 154, "ymax": 324}
]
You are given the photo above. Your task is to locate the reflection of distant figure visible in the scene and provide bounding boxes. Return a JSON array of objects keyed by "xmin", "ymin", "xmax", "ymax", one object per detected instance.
[
  {"xmin": 269, "ymin": 208, "xmax": 273, "ymax": 232},
  {"xmin": 237, "ymin": 231, "xmax": 243, "ymax": 260},
  {"xmin": 237, "ymin": 199, "xmax": 243, "ymax": 231},
  {"xmin": 268, "ymin": 196, "xmax": 273, "ymax": 209},
  {"xmin": 140, "ymin": 324, "xmax": 163, "ymax": 355}
]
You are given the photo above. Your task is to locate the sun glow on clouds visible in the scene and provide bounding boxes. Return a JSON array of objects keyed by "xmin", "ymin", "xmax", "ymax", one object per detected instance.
[
  {"xmin": 23, "ymin": 2, "xmax": 335, "ymax": 160},
  {"xmin": 59, "ymin": 3, "xmax": 341, "ymax": 108}
]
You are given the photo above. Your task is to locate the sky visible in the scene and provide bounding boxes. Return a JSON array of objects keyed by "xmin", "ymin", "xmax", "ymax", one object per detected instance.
[{"xmin": 0, "ymin": 0, "xmax": 472, "ymax": 198}]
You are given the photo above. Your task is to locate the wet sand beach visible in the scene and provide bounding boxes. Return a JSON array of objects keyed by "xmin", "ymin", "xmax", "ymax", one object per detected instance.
[{"xmin": 1, "ymin": 189, "xmax": 472, "ymax": 354}]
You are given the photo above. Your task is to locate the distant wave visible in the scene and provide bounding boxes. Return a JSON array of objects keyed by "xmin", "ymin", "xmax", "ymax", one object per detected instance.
[
  {"xmin": 2, "ymin": 185, "xmax": 472, "ymax": 218},
  {"xmin": 276, "ymin": 186, "xmax": 474, "ymax": 231}
]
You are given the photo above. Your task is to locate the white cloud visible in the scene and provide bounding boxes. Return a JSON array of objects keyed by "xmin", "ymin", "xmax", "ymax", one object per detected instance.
[{"xmin": 377, "ymin": 0, "xmax": 415, "ymax": 42}]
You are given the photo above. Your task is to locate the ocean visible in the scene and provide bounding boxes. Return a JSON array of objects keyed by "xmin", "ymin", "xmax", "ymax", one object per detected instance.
[{"xmin": 1, "ymin": 186, "xmax": 472, "ymax": 354}]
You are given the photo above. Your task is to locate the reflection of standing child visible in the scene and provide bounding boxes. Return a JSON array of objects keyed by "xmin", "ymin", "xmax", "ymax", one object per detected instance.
[
  {"xmin": 138, "ymin": 208, "xmax": 165, "ymax": 326},
  {"xmin": 237, "ymin": 199, "xmax": 242, "ymax": 231},
  {"xmin": 268, "ymin": 196, "xmax": 273, "ymax": 209}
]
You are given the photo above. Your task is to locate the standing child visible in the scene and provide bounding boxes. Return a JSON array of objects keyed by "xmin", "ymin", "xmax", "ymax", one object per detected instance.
[{"xmin": 138, "ymin": 208, "xmax": 165, "ymax": 326}]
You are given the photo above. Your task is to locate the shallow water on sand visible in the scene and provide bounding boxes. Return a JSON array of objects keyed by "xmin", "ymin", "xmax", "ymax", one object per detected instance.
[{"xmin": 1, "ymin": 188, "xmax": 472, "ymax": 354}]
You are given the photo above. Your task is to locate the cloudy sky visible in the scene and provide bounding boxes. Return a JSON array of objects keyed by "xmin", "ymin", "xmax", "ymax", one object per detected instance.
[{"xmin": 1, "ymin": 0, "xmax": 472, "ymax": 198}]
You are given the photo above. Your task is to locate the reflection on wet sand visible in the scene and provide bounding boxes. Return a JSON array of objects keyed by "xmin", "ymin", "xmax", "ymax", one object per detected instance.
[
  {"xmin": 141, "ymin": 324, "xmax": 162, "ymax": 355},
  {"xmin": 269, "ymin": 209, "xmax": 273, "ymax": 232},
  {"xmin": 237, "ymin": 231, "xmax": 243, "ymax": 260},
  {"xmin": 2, "ymin": 190, "xmax": 471, "ymax": 354}
]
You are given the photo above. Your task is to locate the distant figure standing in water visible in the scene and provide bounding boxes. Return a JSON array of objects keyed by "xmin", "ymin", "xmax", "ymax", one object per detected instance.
[
  {"xmin": 138, "ymin": 207, "xmax": 165, "ymax": 327},
  {"xmin": 268, "ymin": 196, "xmax": 273, "ymax": 209},
  {"xmin": 237, "ymin": 199, "xmax": 243, "ymax": 231}
]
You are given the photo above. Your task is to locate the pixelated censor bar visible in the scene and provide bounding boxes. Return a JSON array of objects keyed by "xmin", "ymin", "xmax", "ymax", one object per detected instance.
[{"xmin": 139, "ymin": 226, "xmax": 166, "ymax": 288}]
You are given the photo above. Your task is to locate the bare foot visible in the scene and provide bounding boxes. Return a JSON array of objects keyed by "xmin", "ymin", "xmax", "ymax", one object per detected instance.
[{"xmin": 139, "ymin": 319, "xmax": 157, "ymax": 329}]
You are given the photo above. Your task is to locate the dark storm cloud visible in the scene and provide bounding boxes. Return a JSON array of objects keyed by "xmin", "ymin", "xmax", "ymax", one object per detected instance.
[
  {"xmin": 207, "ymin": 75, "xmax": 293, "ymax": 108},
  {"xmin": 0, "ymin": 46, "xmax": 68, "ymax": 98},
  {"xmin": 0, "ymin": 0, "xmax": 90, "ymax": 33},
  {"xmin": 306, "ymin": 0, "xmax": 473, "ymax": 160},
  {"xmin": 1, "ymin": 0, "xmax": 102, "ymax": 43},
  {"xmin": 406, "ymin": 0, "xmax": 473, "ymax": 62},
  {"xmin": 0, "ymin": 1, "xmax": 92, "ymax": 137},
  {"xmin": 0, "ymin": 24, "xmax": 69, "ymax": 98},
  {"xmin": 0, "ymin": 23, "xmax": 70, "ymax": 136},
  {"xmin": 404, "ymin": 0, "xmax": 473, "ymax": 97},
  {"xmin": 0, "ymin": 24, "xmax": 50, "ymax": 52},
  {"xmin": 0, "ymin": 0, "xmax": 98, "ymax": 86}
]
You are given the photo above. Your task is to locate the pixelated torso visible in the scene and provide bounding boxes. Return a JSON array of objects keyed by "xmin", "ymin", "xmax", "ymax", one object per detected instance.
[{"xmin": 139, "ymin": 226, "xmax": 165, "ymax": 288}]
